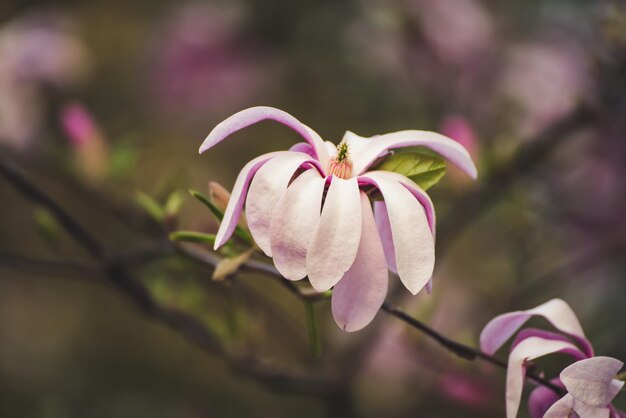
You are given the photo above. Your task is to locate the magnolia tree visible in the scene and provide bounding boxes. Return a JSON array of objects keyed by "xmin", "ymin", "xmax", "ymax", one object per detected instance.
[{"xmin": 1, "ymin": 4, "xmax": 626, "ymax": 417}]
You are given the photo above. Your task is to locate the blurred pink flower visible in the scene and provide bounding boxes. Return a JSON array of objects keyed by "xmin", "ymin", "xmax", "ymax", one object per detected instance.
[
  {"xmin": 199, "ymin": 106, "xmax": 476, "ymax": 331},
  {"xmin": 0, "ymin": 11, "xmax": 90, "ymax": 149},
  {"xmin": 409, "ymin": 0, "xmax": 494, "ymax": 65},
  {"xmin": 439, "ymin": 372, "xmax": 493, "ymax": 409},
  {"xmin": 151, "ymin": 2, "xmax": 272, "ymax": 117},
  {"xmin": 441, "ymin": 115, "xmax": 479, "ymax": 186},
  {"xmin": 480, "ymin": 299, "xmax": 625, "ymax": 418},
  {"xmin": 60, "ymin": 102, "xmax": 108, "ymax": 182},
  {"xmin": 500, "ymin": 41, "xmax": 590, "ymax": 137}
]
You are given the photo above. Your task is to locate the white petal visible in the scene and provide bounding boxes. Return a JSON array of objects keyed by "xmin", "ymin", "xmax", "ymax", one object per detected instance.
[
  {"xmin": 306, "ymin": 177, "xmax": 362, "ymax": 292},
  {"xmin": 332, "ymin": 192, "xmax": 388, "ymax": 332},
  {"xmin": 561, "ymin": 357, "xmax": 624, "ymax": 407},
  {"xmin": 506, "ymin": 337, "xmax": 583, "ymax": 418},
  {"xmin": 351, "ymin": 129, "xmax": 477, "ymax": 178},
  {"xmin": 543, "ymin": 394, "xmax": 575, "ymax": 418},
  {"xmin": 215, "ymin": 151, "xmax": 286, "ymax": 249},
  {"xmin": 480, "ymin": 298, "xmax": 593, "ymax": 357},
  {"xmin": 270, "ymin": 169, "xmax": 325, "ymax": 280},
  {"xmin": 246, "ymin": 152, "xmax": 315, "ymax": 255},
  {"xmin": 199, "ymin": 106, "xmax": 330, "ymax": 168},
  {"xmin": 359, "ymin": 172, "xmax": 434, "ymax": 294},
  {"xmin": 373, "ymin": 201, "xmax": 397, "ymax": 274}
]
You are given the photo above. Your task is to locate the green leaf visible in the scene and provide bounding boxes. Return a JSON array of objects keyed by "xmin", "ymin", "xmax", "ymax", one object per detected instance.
[
  {"xmin": 169, "ymin": 231, "xmax": 216, "ymax": 245},
  {"xmin": 189, "ymin": 189, "xmax": 223, "ymax": 221},
  {"xmin": 189, "ymin": 189, "xmax": 254, "ymax": 244},
  {"xmin": 164, "ymin": 190, "xmax": 185, "ymax": 217},
  {"xmin": 373, "ymin": 149, "xmax": 446, "ymax": 190},
  {"xmin": 134, "ymin": 191, "xmax": 165, "ymax": 222}
]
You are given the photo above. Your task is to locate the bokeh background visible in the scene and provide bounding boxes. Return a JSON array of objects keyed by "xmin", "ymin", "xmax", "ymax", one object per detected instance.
[{"xmin": 1, "ymin": 0, "xmax": 625, "ymax": 417}]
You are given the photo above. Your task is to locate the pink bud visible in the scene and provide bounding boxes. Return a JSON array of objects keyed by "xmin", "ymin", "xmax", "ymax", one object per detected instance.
[{"xmin": 60, "ymin": 102, "xmax": 99, "ymax": 147}]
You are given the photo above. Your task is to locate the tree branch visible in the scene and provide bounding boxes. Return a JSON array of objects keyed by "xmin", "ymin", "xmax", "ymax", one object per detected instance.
[{"xmin": 0, "ymin": 156, "xmax": 340, "ymax": 399}]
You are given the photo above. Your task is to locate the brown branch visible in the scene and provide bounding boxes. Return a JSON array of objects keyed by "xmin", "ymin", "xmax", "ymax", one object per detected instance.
[{"xmin": 0, "ymin": 156, "xmax": 339, "ymax": 399}]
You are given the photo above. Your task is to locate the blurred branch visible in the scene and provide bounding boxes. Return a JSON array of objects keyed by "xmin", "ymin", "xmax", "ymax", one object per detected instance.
[
  {"xmin": 0, "ymin": 251, "xmax": 102, "ymax": 279},
  {"xmin": 2, "ymin": 99, "xmax": 596, "ymax": 400},
  {"xmin": 0, "ymin": 156, "xmax": 340, "ymax": 399},
  {"xmin": 437, "ymin": 104, "xmax": 596, "ymax": 253}
]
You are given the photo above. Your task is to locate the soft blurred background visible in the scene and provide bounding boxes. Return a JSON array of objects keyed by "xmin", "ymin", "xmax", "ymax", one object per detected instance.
[{"xmin": 1, "ymin": 0, "xmax": 625, "ymax": 417}]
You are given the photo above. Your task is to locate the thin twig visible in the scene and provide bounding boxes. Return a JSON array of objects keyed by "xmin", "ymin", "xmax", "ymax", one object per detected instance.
[
  {"xmin": 380, "ymin": 303, "xmax": 564, "ymax": 394},
  {"xmin": 0, "ymin": 156, "xmax": 340, "ymax": 399}
]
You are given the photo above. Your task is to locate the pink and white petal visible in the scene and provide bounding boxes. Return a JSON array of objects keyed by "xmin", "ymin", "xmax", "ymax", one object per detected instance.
[
  {"xmin": 342, "ymin": 131, "xmax": 373, "ymax": 156},
  {"xmin": 573, "ymin": 402, "xmax": 610, "ymax": 418},
  {"xmin": 270, "ymin": 169, "xmax": 325, "ymax": 281},
  {"xmin": 246, "ymin": 152, "xmax": 315, "ymax": 256},
  {"xmin": 511, "ymin": 328, "xmax": 587, "ymax": 362},
  {"xmin": 543, "ymin": 394, "xmax": 576, "ymax": 418},
  {"xmin": 560, "ymin": 357, "xmax": 625, "ymax": 407},
  {"xmin": 425, "ymin": 278, "xmax": 433, "ymax": 294},
  {"xmin": 351, "ymin": 130, "xmax": 478, "ymax": 178},
  {"xmin": 506, "ymin": 337, "xmax": 584, "ymax": 418},
  {"xmin": 373, "ymin": 201, "xmax": 397, "ymax": 274},
  {"xmin": 199, "ymin": 106, "xmax": 329, "ymax": 167},
  {"xmin": 214, "ymin": 151, "xmax": 286, "ymax": 249},
  {"xmin": 366, "ymin": 170, "xmax": 436, "ymax": 234},
  {"xmin": 479, "ymin": 299, "xmax": 593, "ymax": 356},
  {"xmin": 528, "ymin": 380, "xmax": 564, "ymax": 418},
  {"xmin": 306, "ymin": 177, "xmax": 362, "ymax": 292},
  {"xmin": 289, "ymin": 142, "xmax": 316, "ymax": 157},
  {"xmin": 610, "ymin": 406, "xmax": 626, "ymax": 418},
  {"xmin": 359, "ymin": 172, "xmax": 434, "ymax": 295},
  {"xmin": 331, "ymin": 192, "xmax": 388, "ymax": 332}
]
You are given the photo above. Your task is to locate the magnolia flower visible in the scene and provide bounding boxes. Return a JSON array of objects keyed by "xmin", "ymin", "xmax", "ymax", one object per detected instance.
[
  {"xmin": 199, "ymin": 106, "xmax": 477, "ymax": 331},
  {"xmin": 480, "ymin": 299, "xmax": 625, "ymax": 418},
  {"xmin": 544, "ymin": 357, "xmax": 625, "ymax": 418}
]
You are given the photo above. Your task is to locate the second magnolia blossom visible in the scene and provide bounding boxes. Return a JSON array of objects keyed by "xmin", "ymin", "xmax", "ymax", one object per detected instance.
[
  {"xmin": 199, "ymin": 106, "xmax": 476, "ymax": 331},
  {"xmin": 480, "ymin": 299, "xmax": 625, "ymax": 418}
]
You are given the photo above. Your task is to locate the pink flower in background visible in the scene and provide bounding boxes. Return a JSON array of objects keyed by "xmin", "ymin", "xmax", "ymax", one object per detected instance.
[
  {"xmin": 500, "ymin": 40, "xmax": 589, "ymax": 137},
  {"xmin": 60, "ymin": 102, "xmax": 109, "ymax": 182},
  {"xmin": 151, "ymin": 2, "xmax": 272, "ymax": 117},
  {"xmin": 409, "ymin": 0, "xmax": 494, "ymax": 65},
  {"xmin": 441, "ymin": 115, "xmax": 479, "ymax": 186},
  {"xmin": 0, "ymin": 11, "xmax": 90, "ymax": 149},
  {"xmin": 199, "ymin": 106, "xmax": 476, "ymax": 331},
  {"xmin": 480, "ymin": 299, "xmax": 625, "ymax": 418}
]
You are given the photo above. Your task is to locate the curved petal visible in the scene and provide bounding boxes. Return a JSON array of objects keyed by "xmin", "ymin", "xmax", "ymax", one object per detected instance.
[
  {"xmin": 289, "ymin": 142, "xmax": 315, "ymax": 157},
  {"xmin": 511, "ymin": 328, "xmax": 587, "ymax": 362},
  {"xmin": 543, "ymin": 394, "xmax": 576, "ymax": 418},
  {"xmin": 351, "ymin": 130, "xmax": 477, "ymax": 178},
  {"xmin": 214, "ymin": 151, "xmax": 286, "ymax": 249},
  {"xmin": 528, "ymin": 379, "xmax": 564, "ymax": 418},
  {"xmin": 246, "ymin": 152, "xmax": 317, "ymax": 255},
  {"xmin": 306, "ymin": 177, "xmax": 362, "ymax": 292},
  {"xmin": 359, "ymin": 172, "xmax": 434, "ymax": 294},
  {"xmin": 332, "ymin": 192, "xmax": 388, "ymax": 332},
  {"xmin": 561, "ymin": 357, "xmax": 624, "ymax": 407},
  {"xmin": 373, "ymin": 201, "xmax": 397, "ymax": 274},
  {"xmin": 479, "ymin": 299, "xmax": 593, "ymax": 357},
  {"xmin": 506, "ymin": 336, "xmax": 584, "ymax": 418},
  {"xmin": 270, "ymin": 169, "xmax": 325, "ymax": 280},
  {"xmin": 364, "ymin": 170, "xmax": 435, "ymax": 234},
  {"xmin": 199, "ymin": 106, "xmax": 330, "ymax": 168}
]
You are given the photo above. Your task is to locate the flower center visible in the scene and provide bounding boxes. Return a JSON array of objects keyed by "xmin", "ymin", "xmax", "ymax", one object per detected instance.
[{"xmin": 327, "ymin": 142, "xmax": 353, "ymax": 179}]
